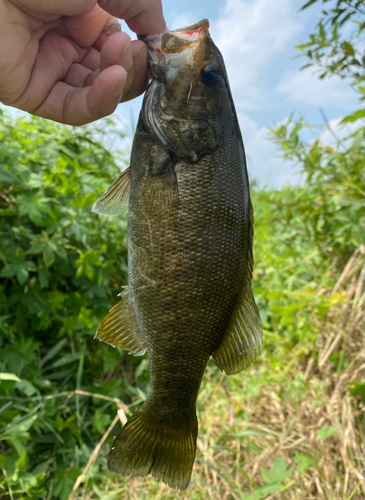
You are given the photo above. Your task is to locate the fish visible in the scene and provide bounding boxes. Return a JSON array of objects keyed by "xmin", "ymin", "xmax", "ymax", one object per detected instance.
[{"xmin": 92, "ymin": 19, "xmax": 262, "ymax": 490}]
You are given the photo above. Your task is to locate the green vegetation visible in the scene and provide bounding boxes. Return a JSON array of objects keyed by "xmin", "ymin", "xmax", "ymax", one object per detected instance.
[
  {"xmin": 0, "ymin": 1, "xmax": 364, "ymax": 499},
  {"xmin": 297, "ymin": 0, "xmax": 364, "ymax": 95}
]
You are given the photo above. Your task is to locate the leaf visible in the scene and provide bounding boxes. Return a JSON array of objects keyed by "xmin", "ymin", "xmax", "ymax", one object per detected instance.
[
  {"xmin": 17, "ymin": 195, "xmax": 51, "ymax": 225},
  {"xmin": 15, "ymin": 261, "xmax": 36, "ymax": 285},
  {"xmin": 16, "ymin": 266, "xmax": 29, "ymax": 285},
  {"xmin": 339, "ymin": 11, "xmax": 355, "ymax": 27},
  {"xmin": 0, "ymin": 169, "xmax": 17, "ymax": 183},
  {"xmin": 340, "ymin": 110, "xmax": 365, "ymax": 124},
  {"xmin": 43, "ymin": 245, "xmax": 55, "ymax": 268},
  {"xmin": 0, "ymin": 373, "xmax": 21, "ymax": 382},
  {"xmin": 38, "ymin": 268, "xmax": 49, "ymax": 289},
  {"xmin": 254, "ymin": 482, "xmax": 283, "ymax": 499},
  {"xmin": 319, "ymin": 22, "xmax": 325, "ymax": 40},
  {"xmin": 294, "ymin": 453, "xmax": 318, "ymax": 473},
  {"xmin": 15, "ymin": 380, "xmax": 38, "ymax": 396},
  {"xmin": 52, "ymin": 467, "xmax": 80, "ymax": 500},
  {"xmin": 3, "ymin": 414, "xmax": 37, "ymax": 437},
  {"xmin": 316, "ymin": 425, "xmax": 337, "ymax": 440},
  {"xmin": 48, "ymin": 353, "xmax": 81, "ymax": 369},
  {"xmin": 261, "ymin": 466, "xmax": 273, "ymax": 484},
  {"xmin": 342, "ymin": 41, "xmax": 355, "ymax": 56},
  {"xmin": 40, "ymin": 338, "xmax": 68, "ymax": 366},
  {"xmin": 28, "ymin": 241, "xmax": 46, "ymax": 254},
  {"xmin": 0, "ymin": 264, "xmax": 17, "ymax": 278},
  {"xmin": 15, "ymin": 450, "xmax": 28, "ymax": 470},
  {"xmin": 7, "ymin": 435, "xmax": 26, "ymax": 457},
  {"xmin": 55, "ymin": 246, "xmax": 67, "ymax": 259},
  {"xmin": 300, "ymin": 0, "xmax": 318, "ymax": 10},
  {"xmin": 348, "ymin": 382, "xmax": 365, "ymax": 404},
  {"xmin": 272, "ymin": 458, "xmax": 293, "ymax": 481}
]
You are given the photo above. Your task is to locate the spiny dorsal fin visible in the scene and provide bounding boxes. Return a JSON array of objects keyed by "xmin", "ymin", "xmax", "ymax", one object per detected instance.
[
  {"xmin": 95, "ymin": 288, "xmax": 146, "ymax": 356},
  {"xmin": 92, "ymin": 167, "xmax": 131, "ymax": 216}
]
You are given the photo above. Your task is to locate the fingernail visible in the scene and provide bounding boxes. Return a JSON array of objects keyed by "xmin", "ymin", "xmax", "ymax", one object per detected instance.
[{"xmin": 105, "ymin": 22, "xmax": 122, "ymax": 36}]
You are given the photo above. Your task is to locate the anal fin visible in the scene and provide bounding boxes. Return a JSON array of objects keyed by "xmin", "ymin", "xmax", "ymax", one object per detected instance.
[
  {"xmin": 213, "ymin": 287, "xmax": 263, "ymax": 375},
  {"xmin": 92, "ymin": 167, "xmax": 131, "ymax": 216},
  {"xmin": 95, "ymin": 289, "xmax": 146, "ymax": 356}
]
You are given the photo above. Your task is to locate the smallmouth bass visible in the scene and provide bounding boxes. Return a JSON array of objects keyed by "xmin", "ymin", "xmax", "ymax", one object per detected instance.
[{"xmin": 93, "ymin": 19, "xmax": 262, "ymax": 490}]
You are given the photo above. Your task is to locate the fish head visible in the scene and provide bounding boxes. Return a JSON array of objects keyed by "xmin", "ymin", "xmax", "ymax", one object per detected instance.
[{"xmin": 139, "ymin": 20, "xmax": 235, "ymax": 163}]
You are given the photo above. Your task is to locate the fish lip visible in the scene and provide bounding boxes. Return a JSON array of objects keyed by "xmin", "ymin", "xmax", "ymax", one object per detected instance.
[
  {"xmin": 137, "ymin": 19, "xmax": 209, "ymax": 47},
  {"xmin": 138, "ymin": 19, "xmax": 210, "ymax": 72}
]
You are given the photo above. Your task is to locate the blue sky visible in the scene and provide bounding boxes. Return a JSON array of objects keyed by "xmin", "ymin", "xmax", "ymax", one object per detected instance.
[
  {"xmin": 117, "ymin": 0, "xmax": 359, "ymax": 187},
  {"xmin": 2, "ymin": 1, "xmax": 358, "ymax": 187}
]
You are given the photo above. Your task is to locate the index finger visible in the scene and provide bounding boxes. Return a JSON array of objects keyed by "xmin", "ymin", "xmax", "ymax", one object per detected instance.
[{"xmin": 98, "ymin": 0, "xmax": 166, "ymax": 35}]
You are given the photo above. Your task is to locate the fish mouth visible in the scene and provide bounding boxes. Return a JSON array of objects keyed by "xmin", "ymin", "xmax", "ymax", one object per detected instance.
[{"xmin": 138, "ymin": 19, "xmax": 210, "ymax": 71}]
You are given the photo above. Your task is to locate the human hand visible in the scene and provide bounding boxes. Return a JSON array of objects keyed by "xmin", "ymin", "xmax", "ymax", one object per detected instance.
[{"xmin": 0, "ymin": 0, "xmax": 166, "ymax": 125}]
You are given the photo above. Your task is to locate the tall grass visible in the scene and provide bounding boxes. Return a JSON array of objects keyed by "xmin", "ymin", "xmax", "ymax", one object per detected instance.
[
  {"xmin": 0, "ymin": 110, "xmax": 364, "ymax": 499},
  {"xmin": 65, "ymin": 225, "xmax": 364, "ymax": 500}
]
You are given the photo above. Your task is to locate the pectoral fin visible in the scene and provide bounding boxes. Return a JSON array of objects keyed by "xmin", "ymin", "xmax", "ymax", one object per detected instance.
[
  {"xmin": 145, "ymin": 149, "xmax": 178, "ymax": 215},
  {"xmin": 92, "ymin": 167, "xmax": 131, "ymax": 216},
  {"xmin": 145, "ymin": 166, "xmax": 178, "ymax": 214},
  {"xmin": 95, "ymin": 289, "xmax": 146, "ymax": 356},
  {"xmin": 213, "ymin": 287, "xmax": 262, "ymax": 375}
]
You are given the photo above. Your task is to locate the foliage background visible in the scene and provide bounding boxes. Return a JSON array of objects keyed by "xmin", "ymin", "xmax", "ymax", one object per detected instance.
[{"xmin": 0, "ymin": 1, "xmax": 364, "ymax": 499}]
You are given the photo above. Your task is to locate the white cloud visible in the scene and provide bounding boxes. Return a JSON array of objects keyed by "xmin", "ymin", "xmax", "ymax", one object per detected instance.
[
  {"xmin": 238, "ymin": 111, "xmax": 362, "ymax": 189},
  {"xmin": 238, "ymin": 112, "xmax": 302, "ymax": 188},
  {"xmin": 161, "ymin": 1, "xmax": 306, "ymax": 187},
  {"xmin": 210, "ymin": 0, "xmax": 301, "ymax": 107},
  {"xmin": 277, "ymin": 69, "xmax": 356, "ymax": 107},
  {"xmin": 317, "ymin": 116, "xmax": 363, "ymax": 146},
  {"xmin": 120, "ymin": 0, "xmax": 359, "ymax": 189}
]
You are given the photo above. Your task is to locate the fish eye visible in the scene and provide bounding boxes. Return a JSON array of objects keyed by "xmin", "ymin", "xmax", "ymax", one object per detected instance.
[{"xmin": 200, "ymin": 65, "xmax": 219, "ymax": 87}]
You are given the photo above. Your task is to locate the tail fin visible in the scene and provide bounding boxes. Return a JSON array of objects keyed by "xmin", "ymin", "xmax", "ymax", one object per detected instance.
[{"xmin": 108, "ymin": 405, "xmax": 197, "ymax": 490}]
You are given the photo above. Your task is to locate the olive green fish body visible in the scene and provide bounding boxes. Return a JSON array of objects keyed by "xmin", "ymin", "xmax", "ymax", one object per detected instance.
[
  {"xmin": 128, "ymin": 122, "xmax": 250, "ymax": 423},
  {"xmin": 93, "ymin": 19, "xmax": 262, "ymax": 490}
]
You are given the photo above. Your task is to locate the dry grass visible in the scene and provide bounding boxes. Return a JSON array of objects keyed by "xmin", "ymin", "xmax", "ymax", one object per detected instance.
[{"xmin": 73, "ymin": 247, "xmax": 364, "ymax": 500}]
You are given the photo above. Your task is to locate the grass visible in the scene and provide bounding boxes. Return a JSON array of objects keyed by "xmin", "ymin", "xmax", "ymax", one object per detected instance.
[
  {"xmin": 0, "ymin": 111, "xmax": 363, "ymax": 500},
  {"xmin": 68, "ymin": 247, "xmax": 364, "ymax": 500}
]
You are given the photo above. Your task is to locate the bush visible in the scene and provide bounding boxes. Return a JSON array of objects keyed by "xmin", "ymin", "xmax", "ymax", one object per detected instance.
[
  {"xmin": 0, "ymin": 111, "xmax": 149, "ymax": 499},
  {"xmin": 0, "ymin": 105, "xmax": 363, "ymax": 499}
]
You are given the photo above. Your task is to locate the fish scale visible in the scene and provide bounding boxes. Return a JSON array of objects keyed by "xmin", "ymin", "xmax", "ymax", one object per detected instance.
[{"xmin": 92, "ymin": 19, "xmax": 263, "ymax": 490}]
